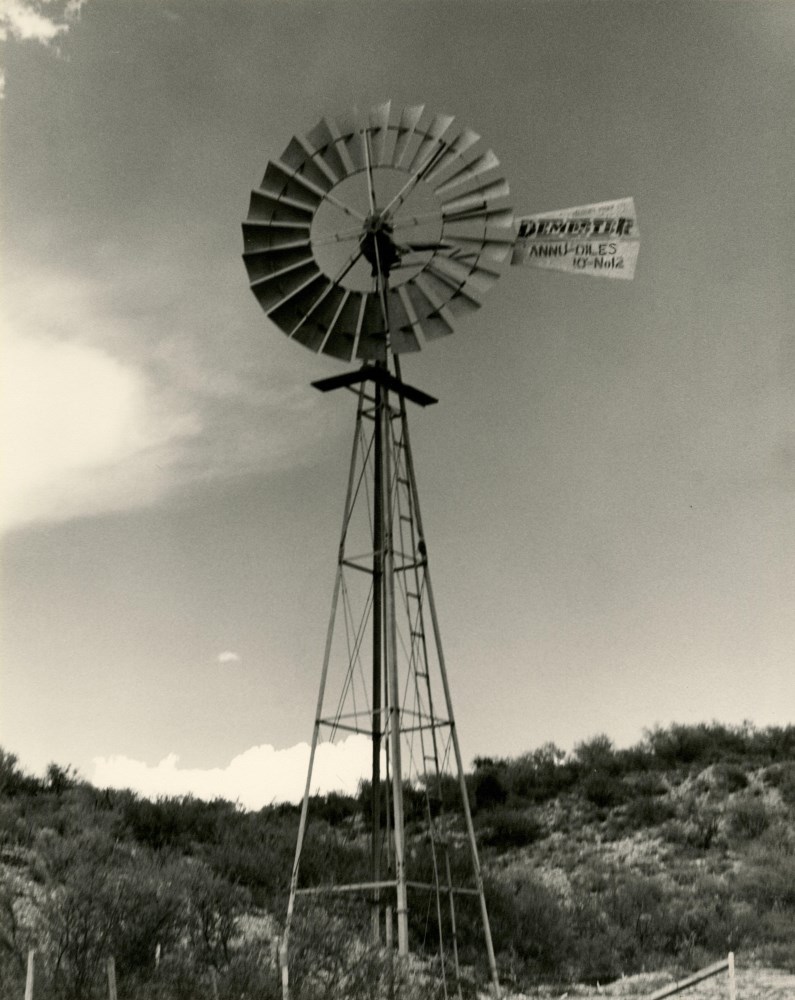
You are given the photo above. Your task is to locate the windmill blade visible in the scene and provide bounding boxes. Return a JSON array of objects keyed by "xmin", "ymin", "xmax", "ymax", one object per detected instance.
[
  {"xmin": 392, "ymin": 104, "xmax": 425, "ymax": 166},
  {"xmin": 242, "ymin": 222, "xmax": 311, "ymax": 253},
  {"xmin": 387, "ymin": 287, "xmax": 422, "ymax": 353},
  {"xmin": 279, "ymin": 135, "xmax": 336, "ymax": 192},
  {"xmin": 269, "ymin": 274, "xmax": 333, "ymax": 345},
  {"xmin": 243, "ymin": 244, "xmax": 316, "ymax": 283},
  {"xmin": 442, "ymin": 231, "xmax": 515, "ymax": 264},
  {"xmin": 304, "ymin": 118, "xmax": 349, "ymax": 182},
  {"xmin": 335, "ymin": 108, "xmax": 367, "ymax": 172},
  {"xmin": 434, "ymin": 149, "xmax": 501, "ymax": 197},
  {"xmin": 369, "ymin": 101, "xmax": 392, "ymax": 165},
  {"xmin": 250, "ymin": 259, "xmax": 321, "ymax": 312},
  {"xmin": 441, "ymin": 177, "xmax": 510, "ymax": 216},
  {"xmin": 323, "ymin": 291, "xmax": 367, "ymax": 361},
  {"xmin": 403, "ymin": 277, "xmax": 456, "ymax": 341},
  {"xmin": 247, "ymin": 189, "xmax": 314, "ymax": 226},
  {"xmin": 407, "ymin": 113, "xmax": 456, "ymax": 174},
  {"xmin": 355, "ymin": 293, "xmax": 388, "ymax": 361},
  {"xmin": 512, "ymin": 197, "xmax": 640, "ymax": 279},
  {"xmin": 421, "ymin": 127, "xmax": 481, "ymax": 184}
]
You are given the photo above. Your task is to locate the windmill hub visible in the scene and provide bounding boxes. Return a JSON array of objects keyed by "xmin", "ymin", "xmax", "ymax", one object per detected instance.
[{"xmin": 360, "ymin": 216, "xmax": 400, "ymax": 278}]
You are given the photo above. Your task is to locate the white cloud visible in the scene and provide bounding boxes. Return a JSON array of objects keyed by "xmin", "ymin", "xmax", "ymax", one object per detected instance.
[
  {"xmin": 93, "ymin": 735, "xmax": 377, "ymax": 808},
  {"xmin": 217, "ymin": 651, "xmax": 241, "ymax": 665},
  {"xmin": 0, "ymin": 329, "xmax": 200, "ymax": 532},
  {"xmin": 0, "ymin": 1, "xmax": 71, "ymax": 45},
  {"xmin": 0, "ymin": 268, "xmax": 202, "ymax": 533},
  {"xmin": 0, "ymin": 257, "xmax": 334, "ymax": 533}
]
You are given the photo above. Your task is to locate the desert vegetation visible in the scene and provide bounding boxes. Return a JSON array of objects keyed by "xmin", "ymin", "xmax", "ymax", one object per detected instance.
[{"xmin": 1, "ymin": 722, "xmax": 794, "ymax": 998}]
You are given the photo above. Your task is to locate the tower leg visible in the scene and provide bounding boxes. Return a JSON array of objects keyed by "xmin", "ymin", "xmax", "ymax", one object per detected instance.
[
  {"xmin": 281, "ymin": 387, "xmax": 369, "ymax": 993},
  {"xmin": 371, "ymin": 379, "xmax": 384, "ymax": 944},
  {"xmin": 394, "ymin": 358, "xmax": 502, "ymax": 997},
  {"xmin": 382, "ymin": 383, "xmax": 409, "ymax": 955}
]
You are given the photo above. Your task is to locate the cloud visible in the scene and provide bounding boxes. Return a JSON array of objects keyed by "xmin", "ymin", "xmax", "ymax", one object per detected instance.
[
  {"xmin": 0, "ymin": 328, "xmax": 200, "ymax": 533},
  {"xmin": 92, "ymin": 735, "xmax": 377, "ymax": 809},
  {"xmin": 217, "ymin": 651, "xmax": 241, "ymax": 665},
  {"xmin": 0, "ymin": 250, "xmax": 337, "ymax": 533},
  {"xmin": 0, "ymin": 1, "xmax": 75, "ymax": 46},
  {"xmin": 0, "ymin": 268, "xmax": 201, "ymax": 533}
]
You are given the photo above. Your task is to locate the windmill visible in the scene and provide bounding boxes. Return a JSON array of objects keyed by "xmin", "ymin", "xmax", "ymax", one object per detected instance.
[{"xmin": 242, "ymin": 101, "xmax": 639, "ymax": 999}]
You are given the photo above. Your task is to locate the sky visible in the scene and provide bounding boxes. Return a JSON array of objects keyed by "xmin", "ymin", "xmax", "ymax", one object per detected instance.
[{"xmin": 1, "ymin": 0, "xmax": 793, "ymax": 809}]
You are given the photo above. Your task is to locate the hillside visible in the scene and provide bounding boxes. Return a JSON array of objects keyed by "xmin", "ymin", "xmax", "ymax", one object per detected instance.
[{"xmin": 1, "ymin": 722, "xmax": 794, "ymax": 999}]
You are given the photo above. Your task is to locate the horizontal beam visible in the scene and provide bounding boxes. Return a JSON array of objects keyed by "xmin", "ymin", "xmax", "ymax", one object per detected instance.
[
  {"xmin": 295, "ymin": 880, "xmax": 397, "ymax": 896},
  {"xmin": 645, "ymin": 958, "xmax": 730, "ymax": 1000},
  {"xmin": 294, "ymin": 880, "xmax": 480, "ymax": 897},
  {"xmin": 406, "ymin": 881, "xmax": 480, "ymax": 896},
  {"xmin": 312, "ymin": 365, "xmax": 438, "ymax": 407}
]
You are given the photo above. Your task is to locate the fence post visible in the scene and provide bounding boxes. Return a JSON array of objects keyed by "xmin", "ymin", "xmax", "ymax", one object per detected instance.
[
  {"xmin": 280, "ymin": 940, "xmax": 289, "ymax": 1000},
  {"xmin": 107, "ymin": 957, "xmax": 117, "ymax": 1000},
  {"xmin": 24, "ymin": 949, "xmax": 34, "ymax": 1000},
  {"xmin": 728, "ymin": 952, "xmax": 736, "ymax": 1000}
]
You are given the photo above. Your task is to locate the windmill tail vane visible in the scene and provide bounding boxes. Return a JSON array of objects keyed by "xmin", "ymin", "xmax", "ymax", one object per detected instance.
[{"xmin": 511, "ymin": 196, "xmax": 640, "ymax": 280}]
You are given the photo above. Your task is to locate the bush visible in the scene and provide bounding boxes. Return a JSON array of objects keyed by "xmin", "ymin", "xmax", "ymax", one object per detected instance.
[
  {"xmin": 624, "ymin": 795, "xmax": 676, "ymax": 829},
  {"xmin": 0, "ymin": 749, "xmax": 43, "ymax": 798},
  {"xmin": 477, "ymin": 808, "xmax": 542, "ymax": 850},
  {"xmin": 582, "ymin": 772, "xmax": 627, "ymax": 810},
  {"xmin": 713, "ymin": 762, "xmax": 749, "ymax": 792},
  {"xmin": 727, "ymin": 796, "xmax": 771, "ymax": 840},
  {"xmin": 472, "ymin": 767, "xmax": 508, "ymax": 812},
  {"xmin": 764, "ymin": 762, "xmax": 795, "ymax": 806},
  {"xmin": 482, "ymin": 873, "xmax": 572, "ymax": 980},
  {"xmin": 574, "ymin": 734, "xmax": 621, "ymax": 776},
  {"xmin": 502, "ymin": 744, "xmax": 575, "ymax": 805}
]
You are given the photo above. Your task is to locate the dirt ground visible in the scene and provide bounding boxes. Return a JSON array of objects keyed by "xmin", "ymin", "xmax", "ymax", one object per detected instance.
[{"xmin": 503, "ymin": 965, "xmax": 795, "ymax": 999}]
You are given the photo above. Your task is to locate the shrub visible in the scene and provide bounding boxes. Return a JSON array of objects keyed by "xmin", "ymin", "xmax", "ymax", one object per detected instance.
[
  {"xmin": 633, "ymin": 772, "xmax": 668, "ymax": 797},
  {"xmin": 663, "ymin": 811, "xmax": 721, "ymax": 850},
  {"xmin": 472, "ymin": 767, "xmax": 508, "ymax": 812},
  {"xmin": 624, "ymin": 795, "xmax": 676, "ymax": 829},
  {"xmin": 574, "ymin": 734, "xmax": 621, "ymax": 776},
  {"xmin": 764, "ymin": 762, "xmax": 795, "ymax": 806},
  {"xmin": 482, "ymin": 873, "xmax": 572, "ymax": 979},
  {"xmin": 713, "ymin": 762, "xmax": 749, "ymax": 792},
  {"xmin": 503, "ymin": 744, "xmax": 575, "ymax": 804},
  {"xmin": 582, "ymin": 772, "xmax": 627, "ymax": 810},
  {"xmin": 738, "ymin": 827, "xmax": 795, "ymax": 910},
  {"xmin": 727, "ymin": 796, "xmax": 771, "ymax": 840},
  {"xmin": 0, "ymin": 749, "xmax": 43, "ymax": 797},
  {"xmin": 477, "ymin": 808, "xmax": 542, "ymax": 850}
]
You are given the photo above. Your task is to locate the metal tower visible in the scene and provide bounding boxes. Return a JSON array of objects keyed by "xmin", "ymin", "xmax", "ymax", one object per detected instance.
[{"xmin": 279, "ymin": 356, "xmax": 500, "ymax": 997}]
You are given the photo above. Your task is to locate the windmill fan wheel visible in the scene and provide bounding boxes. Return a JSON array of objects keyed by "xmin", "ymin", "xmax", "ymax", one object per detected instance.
[{"xmin": 242, "ymin": 102, "xmax": 515, "ymax": 362}]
